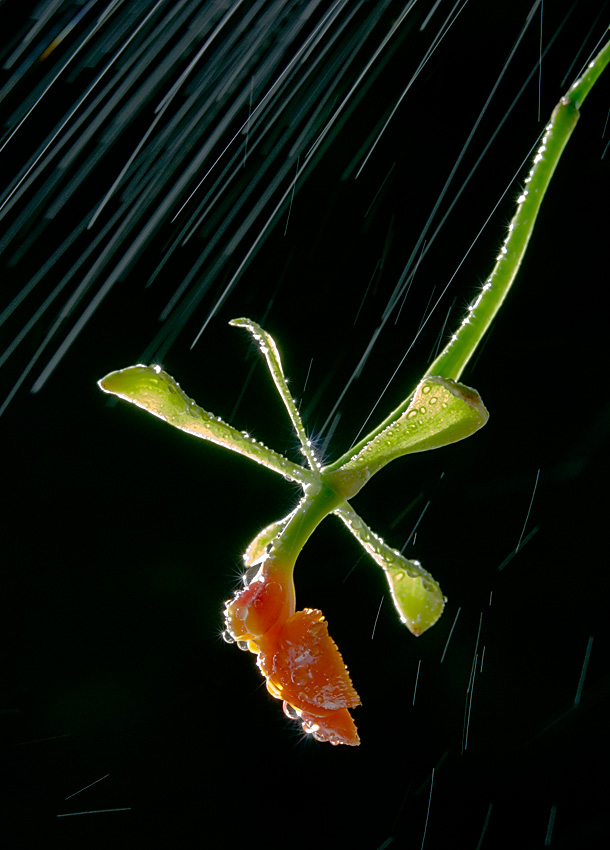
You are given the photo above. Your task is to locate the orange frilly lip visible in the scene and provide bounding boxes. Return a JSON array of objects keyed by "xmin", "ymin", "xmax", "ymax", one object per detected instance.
[
  {"xmin": 224, "ymin": 570, "xmax": 360, "ymax": 745},
  {"xmin": 258, "ymin": 608, "xmax": 360, "ymax": 746}
]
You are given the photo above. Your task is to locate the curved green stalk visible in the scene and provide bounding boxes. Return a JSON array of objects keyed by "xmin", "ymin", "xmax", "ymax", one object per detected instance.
[
  {"xmin": 425, "ymin": 34, "xmax": 610, "ymax": 382},
  {"xmin": 321, "ymin": 33, "xmax": 610, "ymax": 473}
]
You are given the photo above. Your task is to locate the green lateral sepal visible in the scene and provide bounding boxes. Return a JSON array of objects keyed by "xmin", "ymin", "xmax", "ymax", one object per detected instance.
[
  {"xmin": 335, "ymin": 504, "xmax": 445, "ymax": 635},
  {"xmin": 323, "ymin": 376, "xmax": 489, "ymax": 499},
  {"xmin": 98, "ymin": 365, "xmax": 315, "ymax": 486}
]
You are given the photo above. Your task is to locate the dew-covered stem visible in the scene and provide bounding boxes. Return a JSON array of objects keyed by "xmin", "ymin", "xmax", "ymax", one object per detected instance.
[
  {"xmin": 424, "ymin": 34, "xmax": 610, "ymax": 382},
  {"xmin": 271, "ymin": 483, "xmax": 346, "ymax": 569}
]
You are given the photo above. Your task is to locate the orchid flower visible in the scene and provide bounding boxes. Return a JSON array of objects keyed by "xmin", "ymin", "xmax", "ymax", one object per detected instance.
[
  {"xmin": 224, "ymin": 545, "xmax": 361, "ymax": 746},
  {"xmin": 98, "ymin": 322, "xmax": 488, "ymax": 745},
  {"xmin": 98, "ymin": 38, "xmax": 610, "ymax": 745}
]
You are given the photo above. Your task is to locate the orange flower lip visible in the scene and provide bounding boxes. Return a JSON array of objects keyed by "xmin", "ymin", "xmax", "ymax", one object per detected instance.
[
  {"xmin": 224, "ymin": 565, "xmax": 360, "ymax": 746},
  {"xmin": 258, "ymin": 609, "xmax": 360, "ymax": 712},
  {"xmin": 299, "ymin": 708, "xmax": 360, "ymax": 747},
  {"xmin": 224, "ymin": 558, "xmax": 295, "ymax": 644},
  {"xmin": 259, "ymin": 609, "xmax": 361, "ymax": 746}
]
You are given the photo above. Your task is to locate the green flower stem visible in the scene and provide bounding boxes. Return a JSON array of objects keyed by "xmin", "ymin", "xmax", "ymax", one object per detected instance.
[
  {"xmin": 271, "ymin": 482, "xmax": 346, "ymax": 571},
  {"xmin": 569, "ymin": 34, "xmax": 610, "ymax": 110},
  {"xmin": 425, "ymin": 34, "xmax": 610, "ymax": 383},
  {"xmin": 316, "ymin": 34, "xmax": 610, "ymax": 471}
]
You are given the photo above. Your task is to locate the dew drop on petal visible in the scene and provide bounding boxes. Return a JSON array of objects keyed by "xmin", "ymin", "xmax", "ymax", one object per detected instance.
[
  {"xmin": 290, "ymin": 666, "xmax": 311, "ymax": 686},
  {"xmin": 283, "ymin": 702, "xmax": 301, "ymax": 720}
]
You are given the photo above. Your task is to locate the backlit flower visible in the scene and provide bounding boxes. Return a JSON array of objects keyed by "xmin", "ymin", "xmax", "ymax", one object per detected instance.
[{"xmin": 224, "ymin": 558, "xmax": 360, "ymax": 746}]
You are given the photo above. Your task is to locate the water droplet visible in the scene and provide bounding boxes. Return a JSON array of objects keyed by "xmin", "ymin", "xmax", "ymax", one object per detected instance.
[
  {"xmin": 221, "ymin": 630, "xmax": 235, "ymax": 644},
  {"xmin": 283, "ymin": 702, "xmax": 301, "ymax": 720},
  {"xmin": 266, "ymin": 679, "xmax": 283, "ymax": 698},
  {"xmin": 236, "ymin": 640, "xmax": 250, "ymax": 651},
  {"xmin": 419, "ymin": 406, "xmax": 426, "ymax": 414},
  {"xmin": 291, "ymin": 666, "xmax": 311, "ymax": 686},
  {"xmin": 407, "ymin": 409, "xmax": 418, "ymax": 418},
  {"xmin": 429, "ymin": 397, "xmax": 438, "ymax": 405},
  {"xmin": 394, "ymin": 571, "xmax": 405, "ymax": 582},
  {"xmin": 234, "ymin": 604, "xmax": 249, "ymax": 622},
  {"xmin": 422, "ymin": 385, "xmax": 431, "ymax": 394},
  {"xmin": 243, "ymin": 564, "xmax": 262, "ymax": 585}
]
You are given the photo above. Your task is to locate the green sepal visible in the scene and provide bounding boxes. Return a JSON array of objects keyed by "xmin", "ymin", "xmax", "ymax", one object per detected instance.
[
  {"xmin": 242, "ymin": 516, "xmax": 291, "ymax": 567},
  {"xmin": 324, "ymin": 377, "xmax": 488, "ymax": 499},
  {"xmin": 98, "ymin": 365, "xmax": 315, "ymax": 486},
  {"xmin": 334, "ymin": 504, "xmax": 445, "ymax": 635},
  {"xmin": 230, "ymin": 318, "xmax": 320, "ymax": 471}
]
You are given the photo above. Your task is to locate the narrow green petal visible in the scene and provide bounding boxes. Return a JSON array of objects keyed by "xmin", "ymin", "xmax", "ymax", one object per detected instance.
[
  {"xmin": 242, "ymin": 516, "xmax": 292, "ymax": 567},
  {"xmin": 230, "ymin": 317, "xmax": 320, "ymax": 471},
  {"xmin": 324, "ymin": 377, "xmax": 488, "ymax": 498},
  {"xmin": 98, "ymin": 365, "xmax": 315, "ymax": 486},
  {"xmin": 335, "ymin": 504, "xmax": 445, "ymax": 636}
]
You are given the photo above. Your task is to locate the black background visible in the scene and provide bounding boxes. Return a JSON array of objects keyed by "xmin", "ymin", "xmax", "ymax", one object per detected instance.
[{"xmin": 1, "ymin": 2, "xmax": 609, "ymax": 848}]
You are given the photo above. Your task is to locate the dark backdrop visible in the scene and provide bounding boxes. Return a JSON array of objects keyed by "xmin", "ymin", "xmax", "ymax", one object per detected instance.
[{"xmin": 1, "ymin": 2, "xmax": 609, "ymax": 848}]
